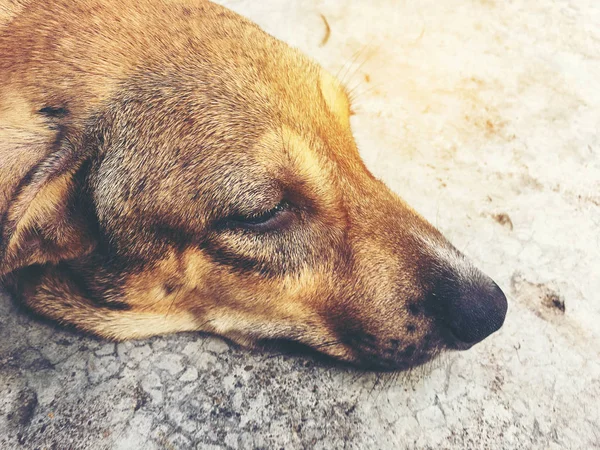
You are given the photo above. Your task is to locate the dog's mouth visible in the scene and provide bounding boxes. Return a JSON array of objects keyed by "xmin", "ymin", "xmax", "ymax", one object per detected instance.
[{"xmin": 255, "ymin": 335, "xmax": 443, "ymax": 372}]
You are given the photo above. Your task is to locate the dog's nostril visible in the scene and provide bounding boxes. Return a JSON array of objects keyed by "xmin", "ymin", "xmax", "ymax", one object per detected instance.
[{"xmin": 437, "ymin": 277, "xmax": 508, "ymax": 345}]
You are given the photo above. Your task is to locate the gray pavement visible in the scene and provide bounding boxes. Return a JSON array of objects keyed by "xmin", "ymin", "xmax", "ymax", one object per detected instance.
[{"xmin": 1, "ymin": 0, "xmax": 599, "ymax": 448}]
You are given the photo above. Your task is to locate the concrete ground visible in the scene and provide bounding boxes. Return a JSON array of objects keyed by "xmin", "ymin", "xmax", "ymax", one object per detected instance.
[{"xmin": 1, "ymin": 0, "xmax": 599, "ymax": 448}]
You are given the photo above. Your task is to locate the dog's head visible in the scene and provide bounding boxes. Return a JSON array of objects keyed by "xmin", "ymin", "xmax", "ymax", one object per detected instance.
[{"xmin": 0, "ymin": 0, "xmax": 506, "ymax": 370}]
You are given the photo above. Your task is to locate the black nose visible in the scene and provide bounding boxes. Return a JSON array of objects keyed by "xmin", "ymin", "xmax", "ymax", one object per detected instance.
[{"xmin": 432, "ymin": 274, "xmax": 508, "ymax": 345}]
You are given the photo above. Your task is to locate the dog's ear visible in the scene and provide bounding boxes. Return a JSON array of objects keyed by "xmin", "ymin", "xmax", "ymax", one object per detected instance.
[{"xmin": 0, "ymin": 124, "xmax": 97, "ymax": 278}]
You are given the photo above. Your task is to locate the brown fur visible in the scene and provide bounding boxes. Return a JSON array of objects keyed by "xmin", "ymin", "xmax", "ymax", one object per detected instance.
[{"xmin": 0, "ymin": 0, "xmax": 505, "ymax": 370}]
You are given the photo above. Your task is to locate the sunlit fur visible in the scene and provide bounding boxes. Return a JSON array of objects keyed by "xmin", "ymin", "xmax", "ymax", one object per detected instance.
[{"xmin": 1, "ymin": 0, "xmax": 493, "ymax": 370}]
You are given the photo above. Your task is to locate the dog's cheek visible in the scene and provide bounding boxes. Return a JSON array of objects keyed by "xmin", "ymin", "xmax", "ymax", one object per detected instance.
[
  {"xmin": 205, "ymin": 265, "xmax": 335, "ymax": 340},
  {"xmin": 116, "ymin": 245, "xmax": 336, "ymax": 342}
]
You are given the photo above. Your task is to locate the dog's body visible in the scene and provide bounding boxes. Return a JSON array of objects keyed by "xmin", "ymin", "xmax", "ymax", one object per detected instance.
[{"xmin": 0, "ymin": 0, "xmax": 506, "ymax": 370}]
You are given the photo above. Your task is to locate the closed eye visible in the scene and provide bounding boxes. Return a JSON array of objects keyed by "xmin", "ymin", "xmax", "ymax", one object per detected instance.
[{"xmin": 221, "ymin": 200, "xmax": 295, "ymax": 232}]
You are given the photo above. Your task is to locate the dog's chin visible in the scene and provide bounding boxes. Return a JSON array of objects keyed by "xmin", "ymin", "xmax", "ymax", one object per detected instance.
[
  {"xmin": 348, "ymin": 346, "xmax": 442, "ymax": 372},
  {"xmin": 328, "ymin": 348, "xmax": 442, "ymax": 373},
  {"xmin": 255, "ymin": 337, "xmax": 442, "ymax": 372}
]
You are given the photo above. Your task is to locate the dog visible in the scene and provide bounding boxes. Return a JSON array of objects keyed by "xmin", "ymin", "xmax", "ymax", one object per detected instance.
[{"xmin": 0, "ymin": 0, "xmax": 507, "ymax": 371}]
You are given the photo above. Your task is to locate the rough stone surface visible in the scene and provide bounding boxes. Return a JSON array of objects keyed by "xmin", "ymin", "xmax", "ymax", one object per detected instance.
[{"xmin": 1, "ymin": 0, "xmax": 599, "ymax": 448}]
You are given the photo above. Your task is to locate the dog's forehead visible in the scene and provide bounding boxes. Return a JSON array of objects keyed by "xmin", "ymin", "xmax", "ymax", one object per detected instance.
[
  {"xmin": 92, "ymin": 20, "xmax": 369, "ymax": 235},
  {"xmin": 112, "ymin": 61, "xmax": 352, "ymax": 167}
]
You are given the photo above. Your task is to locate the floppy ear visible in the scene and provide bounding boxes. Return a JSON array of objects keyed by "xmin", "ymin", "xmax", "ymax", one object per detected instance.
[{"xmin": 0, "ymin": 125, "xmax": 97, "ymax": 278}]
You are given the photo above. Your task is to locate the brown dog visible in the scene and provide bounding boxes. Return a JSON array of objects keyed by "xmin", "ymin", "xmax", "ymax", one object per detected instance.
[{"xmin": 0, "ymin": 0, "xmax": 507, "ymax": 370}]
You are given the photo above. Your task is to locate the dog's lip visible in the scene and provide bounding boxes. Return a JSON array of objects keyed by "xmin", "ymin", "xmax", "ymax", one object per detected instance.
[
  {"xmin": 448, "ymin": 340, "xmax": 475, "ymax": 351},
  {"xmin": 350, "ymin": 351, "xmax": 436, "ymax": 372},
  {"xmin": 444, "ymin": 330, "xmax": 476, "ymax": 351},
  {"xmin": 308, "ymin": 337, "xmax": 441, "ymax": 372}
]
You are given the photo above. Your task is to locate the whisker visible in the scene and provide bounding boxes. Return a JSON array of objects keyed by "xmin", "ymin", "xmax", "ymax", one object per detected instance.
[
  {"xmin": 373, "ymin": 372, "xmax": 393, "ymax": 399},
  {"xmin": 367, "ymin": 372, "xmax": 382, "ymax": 398},
  {"xmin": 343, "ymin": 44, "xmax": 378, "ymax": 91},
  {"xmin": 337, "ymin": 42, "xmax": 371, "ymax": 87},
  {"xmin": 347, "ymin": 81, "xmax": 384, "ymax": 104},
  {"xmin": 162, "ymin": 284, "xmax": 184, "ymax": 323}
]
